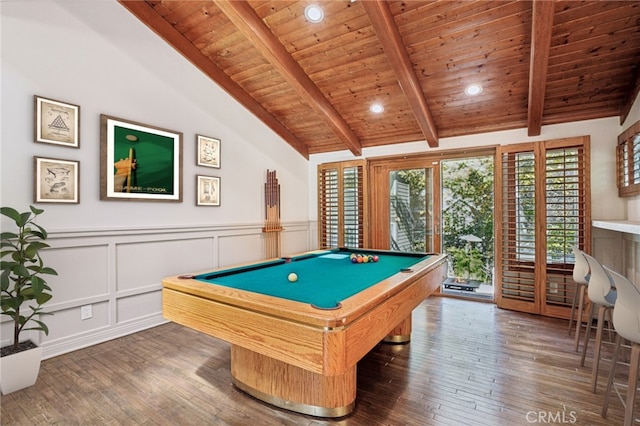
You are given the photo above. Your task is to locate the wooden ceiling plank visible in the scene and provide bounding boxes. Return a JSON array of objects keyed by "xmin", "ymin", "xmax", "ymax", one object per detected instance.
[
  {"xmin": 620, "ymin": 65, "xmax": 640, "ymax": 125},
  {"xmin": 118, "ymin": 0, "xmax": 309, "ymax": 158},
  {"xmin": 527, "ymin": 0, "xmax": 555, "ymax": 137},
  {"xmin": 361, "ymin": 0, "xmax": 439, "ymax": 148},
  {"xmin": 213, "ymin": 0, "xmax": 362, "ymax": 156}
]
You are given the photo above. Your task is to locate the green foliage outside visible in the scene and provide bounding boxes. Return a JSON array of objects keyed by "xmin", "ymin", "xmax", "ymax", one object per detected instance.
[
  {"xmin": 447, "ymin": 246, "xmax": 485, "ymax": 281},
  {"xmin": 389, "ymin": 169, "xmax": 427, "ymax": 253},
  {"xmin": 388, "ymin": 159, "xmax": 494, "ymax": 284},
  {"xmin": 545, "ymin": 149, "xmax": 581, "ymax": 261},
  {"xmin": 442, "ymin": 158, "xmax": 494, "ymax": 283},
  {"xmin": 388, "ymin": 149, "xmax": 580, "ymax": 285}
]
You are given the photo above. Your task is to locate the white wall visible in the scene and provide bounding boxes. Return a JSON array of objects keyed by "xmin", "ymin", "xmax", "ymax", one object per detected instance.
[
  {"xmin": 1, "ymin": 0, "xmax": 309, "ymax": 229},
  {"xmin": 0, "ymin": 0, "xmax": 310, "ymax": 358}
]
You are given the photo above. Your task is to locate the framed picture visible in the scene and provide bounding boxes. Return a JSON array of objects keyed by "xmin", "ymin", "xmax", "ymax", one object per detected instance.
[
  {"xmin": 100, "ymin": 114, "xmax": 183, "ymax": 202},
  {"xmin": 196, "ymin": 175, "xmax": 220, "ymax": 206},
  {"xmin": 34, "ymin": 95, "xmax": 80, "ymax": 148},
  {"xmin": 34, "ymin": 156, "xmax": 80, "ymax": 204},
  {"xmin": 197, "ymin": 135, "xmax": 221, "ymax": 168}
]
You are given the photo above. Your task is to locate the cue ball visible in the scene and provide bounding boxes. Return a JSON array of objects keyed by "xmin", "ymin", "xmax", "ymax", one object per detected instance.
[{"xmin": 288, "ymin": 273, "xmax": 298, "ymax": 282}]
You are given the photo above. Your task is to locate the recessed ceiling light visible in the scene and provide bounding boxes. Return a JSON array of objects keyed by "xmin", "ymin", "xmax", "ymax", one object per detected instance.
[
  {"xmin": 370, "ymin": 103, "xmax": 384, "ymax": 113},
  {"xmin": 304, "ymin": 5, "xmax": 324, "ymax": 23},
  {"xmin": 464, "ymin": 84, "xmax": 483, "ymax": 96}
]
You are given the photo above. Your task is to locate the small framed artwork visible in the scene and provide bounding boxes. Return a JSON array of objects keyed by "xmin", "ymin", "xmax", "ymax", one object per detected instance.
[
  {"xmin": 197, "ymin": 135, "xmax": 221, "ymax": 168},
  {"xmin": 34, "ymin": 156, "xmax": 80, "ymax": 204},
  {"xmin": 34, "ymin": 95, "xmax": 80, "ymax": 148},
  {"xmin": 196, "ymin": 175, "xmax": 220, "ymax": 206},
  {"xmin": 100, "ymin": 114, "xmax": 183, "ymax": 202}
]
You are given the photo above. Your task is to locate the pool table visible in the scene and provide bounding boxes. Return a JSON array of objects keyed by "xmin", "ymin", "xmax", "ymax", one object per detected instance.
[{"xmin": 162, "ymin": 248, "xmax": 447, "ymax": 417}]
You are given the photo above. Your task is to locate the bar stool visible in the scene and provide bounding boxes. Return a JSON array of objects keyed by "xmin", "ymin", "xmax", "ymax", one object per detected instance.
[
  {"xmin": 580, "ymin": 253, "xmax": 617, "ymax": 393},
  {"xmin": 601, "ymin": 267, "xmax": 640, "ymax": 426},
  {"xmin": 569, "ymin": 247, "xmax": 590, "ymax": 352}
]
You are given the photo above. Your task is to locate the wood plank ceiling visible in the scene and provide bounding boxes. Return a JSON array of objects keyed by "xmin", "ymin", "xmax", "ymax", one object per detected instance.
[{"xmin": 119, "ymin": 0, "xmax": 640, "ymax": 159}]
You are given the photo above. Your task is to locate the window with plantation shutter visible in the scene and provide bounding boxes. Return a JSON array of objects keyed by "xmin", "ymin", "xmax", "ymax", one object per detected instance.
[
  {"xmin": 318, "ymin": 167, "xmax": 339, "ymax": 248},
  {"xmin": 544, "ymin": 146, "xmax": 588, "ymax": 310},
  {"xmin": 616, "ymin": 119, "xmax": 640, "ymax": 197},
  {"xmin": 496, "ymin": 137, "xmax": 590, "ymax": 317},
  {"xmin": 317, "ymin": 160, "xmax": 367, "ymax": 249},
  {"xmin": 500, "ymin": 150, "xmax": 536, "ymax": 305}
]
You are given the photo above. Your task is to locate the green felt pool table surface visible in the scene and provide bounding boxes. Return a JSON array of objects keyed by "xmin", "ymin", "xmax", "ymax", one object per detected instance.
[{"xmin": 194, "ymin": 248, "xmax": 431, "ymax": 309}]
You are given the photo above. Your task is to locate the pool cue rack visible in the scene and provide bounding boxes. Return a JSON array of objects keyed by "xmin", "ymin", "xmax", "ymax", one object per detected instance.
[{"xmin": 262, "ymin": 170, "xmax": 283, "ymax": 258}]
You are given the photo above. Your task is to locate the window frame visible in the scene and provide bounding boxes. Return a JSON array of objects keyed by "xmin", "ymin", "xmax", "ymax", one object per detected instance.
[{"xmin": 616, "ymin": 119, "xmax": 640, "ymax": 197}]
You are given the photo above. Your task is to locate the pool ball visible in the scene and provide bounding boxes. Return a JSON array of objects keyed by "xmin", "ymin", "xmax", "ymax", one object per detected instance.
[
  {"xmin": 362, "ymin": 256, "xmax": 369, "ymax": 263},
  {"xmin": 288, "ymin": 273, "xmax": 298, "ymax": 282},
  {"xmin": 351, "ymin": 257, "xmax": 358, "ymax": 263},
  {"xmin": 373, "ymin": 255, "xmax": 379, "ymax": 262}
]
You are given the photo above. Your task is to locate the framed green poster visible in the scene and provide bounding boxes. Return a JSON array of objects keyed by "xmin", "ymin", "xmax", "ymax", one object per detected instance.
[{"xmin": 100, "ymin": 115, "xmax": 183, "ymax": 202}]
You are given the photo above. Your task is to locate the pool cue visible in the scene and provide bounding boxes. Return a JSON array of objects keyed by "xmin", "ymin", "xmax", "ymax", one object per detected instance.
[
  {"xmin": 263, "ymin": 170, "xmax": 282, "ymax": 258},
  {"xmin": 126, "ymin": 147, "xmax": 134, "ymax": 193}
]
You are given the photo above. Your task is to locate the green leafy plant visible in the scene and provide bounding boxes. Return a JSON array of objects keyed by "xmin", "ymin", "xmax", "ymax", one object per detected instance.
[
  {"xmin": 1, "ymin": 206, "xmax": 57, "ymax": 356},
  {"xmin": 442, "ymin": 158, "xmax": 494, "ymax": 284},
  {"xmin": 447, "ymin": 246, "xmax": 487, "ymax": 282}
]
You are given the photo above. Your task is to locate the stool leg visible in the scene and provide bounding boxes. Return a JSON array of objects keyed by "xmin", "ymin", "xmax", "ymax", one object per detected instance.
[
  {"xmin": 568, "ymin": 283, "xmax": 579, "ymax": 335},
  {"xmin": 591, "ymin": 305, "xmax": 607, "ymax": 393},
  {"xmin": 581, "ymin": 303, "xmax": 596, "ymax": 367},
  {"xmin": 602, "ymin": 334, "xmax": 622, "ymax": 418},
  {"xmin": 574, "ymin": 285, "xmax": 586, "ymax": 352},
  {"xmin": 623, "ymin": 343, "xmax": 639, "ymax": 426}
]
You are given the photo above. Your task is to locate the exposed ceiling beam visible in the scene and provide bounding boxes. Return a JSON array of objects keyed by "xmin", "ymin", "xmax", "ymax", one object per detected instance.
[
  {"xmin": 620, "ymin": 64, "xmax": 640, "ymax": 125},
  {"xmin": 213, "ymin": 0, "xmax": 362, "ymax": 156},
  {"xmin": 361, "ymin": 0, "xmax": 439, "ymax": 148},
  {"xmin": 117, "ymin": 0, "xmax": 310, "ymax": 159},
  {"xmin": 527, "ymin": 0, "xmax": 555, "ymax": 137}
]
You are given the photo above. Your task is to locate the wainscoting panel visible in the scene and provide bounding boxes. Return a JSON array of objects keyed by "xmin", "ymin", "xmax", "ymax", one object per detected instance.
[
  {"xmin": 115, "ymin": 237, "xmax": 215, "ymax": 292},
  {"xmin": 44, "ymin": 301, "xmax": 110, "ymax": 343},
  {"xmin": 44, "ymin": 245, "xmax": 110, "ymax": 305},
  {"xmin": 116, "ymin": 291, "xmax": 163, "ymax": 324},
  {"xmin": 0, "ymin": 221, "xmax": 311, "ymax": 360},
  {"xmin": 219, "ymin": 233, "xmax": 264, "ymax": 266},
  {"xmin": 281, "ymin": 228, "xmax": 311, "ymax": 256}
]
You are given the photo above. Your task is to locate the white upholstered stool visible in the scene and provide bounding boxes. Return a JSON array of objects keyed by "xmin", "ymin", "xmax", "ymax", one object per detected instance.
[
  {"xmin": 580, "ymin": 253, "xmax": 617, "ymax": 393},
  {"xmin": 569, "ymin": 247, "xmax": 590, "ymax": 352},
  {"xmin": 601, "ymin": 267, "xmax": 640, "ymax": 426}
]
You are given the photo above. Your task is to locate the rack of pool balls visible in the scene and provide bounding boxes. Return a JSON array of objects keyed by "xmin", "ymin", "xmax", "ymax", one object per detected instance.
[{"xmin": 350, "ymin": 253, "xmax": 379, "ymax": 263}]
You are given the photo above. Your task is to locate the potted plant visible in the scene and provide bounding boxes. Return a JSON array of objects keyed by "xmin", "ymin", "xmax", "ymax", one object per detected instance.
[{"xmin": 0, "ymin": 205, "xmax": 57, "ymax": 394}]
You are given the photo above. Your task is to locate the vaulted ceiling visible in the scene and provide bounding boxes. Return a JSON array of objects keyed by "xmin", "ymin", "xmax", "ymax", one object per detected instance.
[{"xmin": 119, "ymin": 0, "xmax": 640, "ymax": 159}]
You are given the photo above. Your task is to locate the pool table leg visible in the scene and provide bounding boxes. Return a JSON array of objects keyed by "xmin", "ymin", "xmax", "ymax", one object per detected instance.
[
  {"xmin": 230, "ymin": 345, "xmax": 356, "ymax": 418},
  {"xmin": 382, "ymin": 314, "xmax": 412, "ymax": 344}
]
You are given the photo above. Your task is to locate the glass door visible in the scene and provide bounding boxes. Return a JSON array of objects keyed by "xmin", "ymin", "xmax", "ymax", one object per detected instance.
[
  {"xmin": 369, "ymin": 160, "xmax": 438, "ymax": 253},
  {"xmin": 389, "ymin": 168, "xmax": 434, "ymax": 252},
  {"xmin": 440, "ymin": 156, "xmax": 495, "ymax": 298}
]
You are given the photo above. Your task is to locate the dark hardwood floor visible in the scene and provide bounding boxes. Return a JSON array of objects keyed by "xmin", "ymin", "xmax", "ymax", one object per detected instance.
[{"xmin": 1, "ymin": 297, "xmax": 636, "ymax": 425}]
